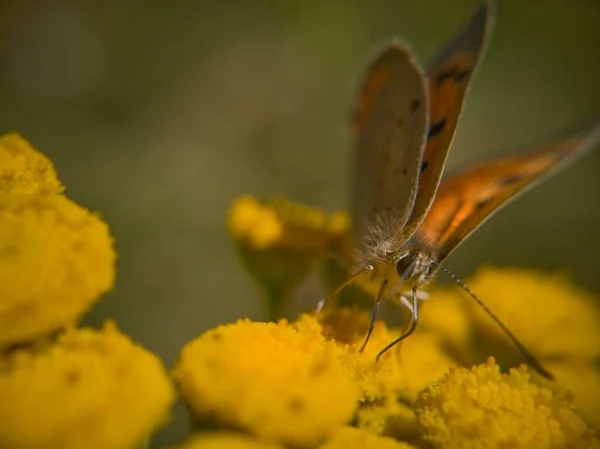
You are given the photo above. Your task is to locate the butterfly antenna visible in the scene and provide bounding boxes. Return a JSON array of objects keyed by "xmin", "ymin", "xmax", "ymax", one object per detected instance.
[
  {"xmin": 432, "ymin": 262, "xmax": 554, "ymax": 381},
  {"xmin": 315, "ymin": 265, "xmax": 374, "ymax": 313}
]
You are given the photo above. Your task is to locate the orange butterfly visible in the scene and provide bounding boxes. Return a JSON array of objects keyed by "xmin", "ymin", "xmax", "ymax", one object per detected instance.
[{"xmin": 319, "ymin": 1, "xmax": 599, "ymax": 380}]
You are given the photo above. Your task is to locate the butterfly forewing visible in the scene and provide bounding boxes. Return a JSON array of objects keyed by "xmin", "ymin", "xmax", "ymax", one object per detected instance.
[
  {"xmin": 350, "ymin": 44, "xmax": 428, "ymax": 255},
  {"xmin": 416, "ymin": 121, "xmax": 600, "ymax": 261},
  {"xmin": 402, "ymin": 2, "xmax": 493, "ymax": 239}
]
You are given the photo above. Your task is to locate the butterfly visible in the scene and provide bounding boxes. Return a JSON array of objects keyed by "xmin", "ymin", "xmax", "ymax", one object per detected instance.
[{"xmin": 318, "ymin": 1, "xmax": 600, "ymax": 380}]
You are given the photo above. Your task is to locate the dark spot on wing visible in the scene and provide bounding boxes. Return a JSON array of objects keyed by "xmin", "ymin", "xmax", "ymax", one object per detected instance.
[
  {"xmin": 436, "ymin": 65, "xmax": 471, "ymax": 85},
  {"xmin": 497, "ymin": 175, "xmax": 524, "ymax": 186},
  {"xmin": 455, "ymin": 69, "xmax": 471, "ymax": 83},
  {"xmin": 410, "ymin": 99, "xmax": 421, "ymax": 113},
  {"xmin": 420, "ymin": 161, "xmax": 429, "ymax": 174},
  {"xmin": 435, "ymin": 66, "xmax": 458, "ymax": 85},
  {"xmin": 393, "ymin": 166, "xmax": 409, "ymax": 177},
  {"xmin": 397, "ymin": 118, "xmax": 405, "ymax": 127},
  {"xmin": 475, "ymin": 198, "xmax": 492, "ymax": 210},
  {"xmin": 427, "ymin": 119, "xmax": 447, "ymax": 139}
]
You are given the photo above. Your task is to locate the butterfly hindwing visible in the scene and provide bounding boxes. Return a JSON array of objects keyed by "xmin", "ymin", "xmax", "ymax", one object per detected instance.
[
  {"xmin": 402, "ymin": 2, "xmax": 493, "ymax": 240},
  {"xmin": 416, "ymin": 121, "xmax": 600, "ymax": 261},
  {"xmin": 351, "ymin": 43, "xmax": 428, "ymax": 253}
]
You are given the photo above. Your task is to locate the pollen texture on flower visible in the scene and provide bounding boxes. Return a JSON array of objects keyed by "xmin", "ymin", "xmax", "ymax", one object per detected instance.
[
  {"xmin": 0, "ymin": 133, "xmax": 63, "ymax": 196},
  {"xmin": 0, "ymin": 194, "xmax": 116, "ymax": 347},
  {"xmin": 316, "ymin": 308, "xmax": 405, "ymax": 402},
  {"xmin": 414, "ymin": 357, "xmax": 600, "ymax": 449},
  {"xmin": 0, "ymin": 321, "xmax": 175, "ymax": 449},
  {"xmin": 174, "ymin": 319, "xmax": 360, "ymax": 447}
]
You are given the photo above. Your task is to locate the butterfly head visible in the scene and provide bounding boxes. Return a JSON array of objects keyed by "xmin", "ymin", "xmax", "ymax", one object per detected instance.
[{"xmin": 395, "ymin": 249, "xmax": 435, "ymax": 286}]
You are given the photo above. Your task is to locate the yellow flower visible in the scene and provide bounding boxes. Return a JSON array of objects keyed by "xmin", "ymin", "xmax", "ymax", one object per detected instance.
[
  {"xmin": 397, "ymin": 330, "xmax": 455, "ymax": 400},
  {"xmin": 227, "ymin": 195, "xmax": 349, "ymax": 252},
  {"xmin": 174, "ymin": 319, "xmax": 360, "ymax": 447},
  {"xmin": 0, "ymin": 321, "xmax": 175, "ymax": 449},
  {"xmin": 296, "ymin": 308, "xmax": 407, "ymax": 403},
  {"xmin": 460, "ymin": 266, "xmax": 600, "ymax": 363},
  {"xmin": 438, "ymin": 266, "xmax": 600, "ymax": 427},
  {"xmin": 539, "ymin": 361, "xmax": 600, "ymax": 433},
  {"xmin": 306, "ymin": 302, "xmax": 457, "ymax": 404},
  {"xmin": 227, "ymin": 195, "xmax": 349, "ymax": 317},
  {"xmin": 319, "ymin": 426, "xmax": 417, "ymax": 449},
  {"xmin": 417, "ymin": 286, "xmax": 473, "ymax": 356},
  {"xmin": 170, "ymin": 433, "xmax": 283, "ymax": 449},
  {"xmin": 414, "ymin": 357, "xmax": 600, "ymax": 449},
  {"xmin": 0, "ymin": 133, "xmax": 63, "ymax": 196},
  {"xmin": 355, "ymin": 397, "xmax": 420, "ymax": 442},
  {"xmin": 296, "ymin": 309, "xmax": 455, "ymax": 442},
  {"xmin": 0, "ymin": 193, "xmax": 116, "ymax": 347}
]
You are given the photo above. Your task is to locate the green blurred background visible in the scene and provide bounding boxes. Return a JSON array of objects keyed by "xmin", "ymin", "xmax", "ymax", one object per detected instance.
[{"xmin": 1, "ymin": 0, "xmax": 599, "ymax": 446}]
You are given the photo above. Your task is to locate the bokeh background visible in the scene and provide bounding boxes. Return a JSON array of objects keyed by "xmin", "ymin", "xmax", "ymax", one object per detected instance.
[{"xmin": 1, "ymin": 0, "xmax": 599, "ymax": 446}]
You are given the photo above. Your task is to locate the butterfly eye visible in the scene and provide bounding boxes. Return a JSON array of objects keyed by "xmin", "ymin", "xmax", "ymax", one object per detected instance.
[{"xmin": 396, "ymin": 254, "xmax": 416, "ymax": 280}]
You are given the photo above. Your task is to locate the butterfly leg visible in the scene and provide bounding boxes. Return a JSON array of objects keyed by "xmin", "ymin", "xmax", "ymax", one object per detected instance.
[
  {"xmin": 404, "ymin": 290, "xmax": 430, "ymax": 301},
  {"xmin": 394, "ymin": 289, "xmax": 429, "ymax": 313},
  {"xmin": 359, "ymin": 279, "xmax": 389, "ymax": 353},
  {"xmin": 375, "ymin": 287, "xmax": 419, "ymax": 362},
  {"xmin": 315, "ymin": 298, "xmax": 326, "ymax": 314}
]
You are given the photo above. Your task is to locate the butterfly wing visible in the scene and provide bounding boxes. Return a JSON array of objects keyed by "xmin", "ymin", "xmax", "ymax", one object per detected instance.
[
  {"xmin": 416, "ymin": 121, "xmax": 600, "ymax": 261},
  {"xmin": 402, "ymin": 2, "xmax": 493, "ymax": 239},
  {"xmin": 350, "ymin": 43, "xmax": 428, "ymax": 254}
]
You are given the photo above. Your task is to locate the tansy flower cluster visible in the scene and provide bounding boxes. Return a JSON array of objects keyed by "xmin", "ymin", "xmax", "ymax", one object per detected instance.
[
  {"xmin": 2, "ymin": 134, "xmax": 600, "ymax": 449},
  {"xmin": 0, "ymin": 134, "xmax": 175, "ymax": 449}
]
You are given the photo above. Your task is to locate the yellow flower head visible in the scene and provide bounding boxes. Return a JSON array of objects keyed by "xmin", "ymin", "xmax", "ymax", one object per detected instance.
[
  {"xmin": 227, "ymin": 195, "xmax": 349, "ymax": 252},
  {"xmin": 414, "ymin": 357, "xmax": 600, "ymax": 449},
  {"xmin": 174, "ymin": 319, "xmax": 360, "ymax": 447},
  {"xmin": 396, "ymin": 331, "xmax": 455, "ymax": 401},
  {"xmin": 295, "ymin": 309, "xmax": 456, "ymax": 442},
  {"xmin": 0, "ymin": 321, "xmax": 175, "ymax": 449},
  {"xmin": 541, "ymin": 361, "xmax": 600, "ymax": 434},
  {"xmin": 355, "ymin": 398, "xmax": 419, "ymax": 440},
  {"xmin": 319, "ymin": 426, "xmax": 417, "ymax": 449},
  {"xmin": 307, "ymin": 301, "xmax": 458, "ymax": 402},
  {"xmin": 295, "ymin": 308, "xmax": 405, "ymax": 402},
  {"xmin": 0, "ymin": 133, "xmax": 63, "ymax": 196},
  {"xmin": 460, "ymin": 266, "xmax": 600, "ymax": 363},
  {"xmin": 227, "ymin": 195, "xmax": 350, "ymax": 317},
  {"xmin": 0, "ymin": 194, "xmax": 116, "ymax": 347},
  {"xmin": 170, "ymin": 433, "xmax": 283, "ymax": 449}
]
